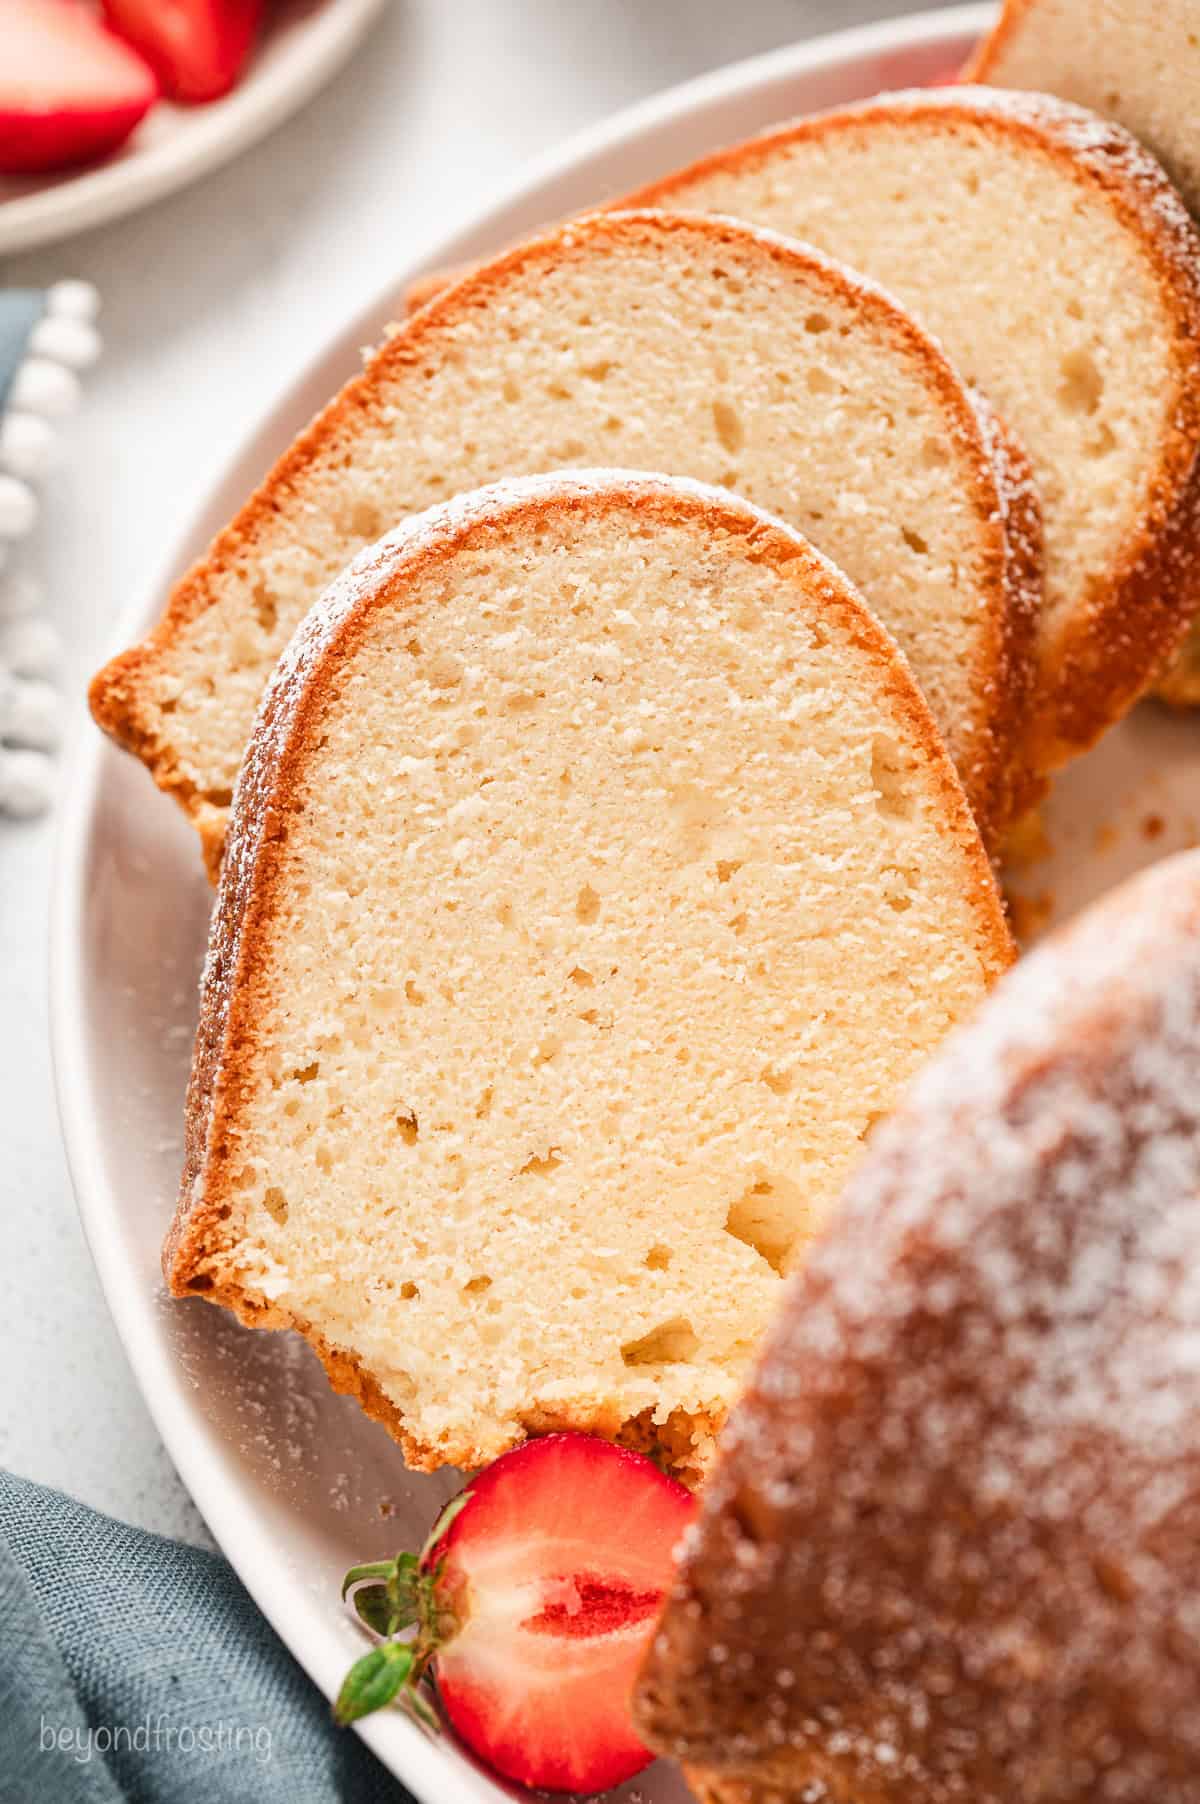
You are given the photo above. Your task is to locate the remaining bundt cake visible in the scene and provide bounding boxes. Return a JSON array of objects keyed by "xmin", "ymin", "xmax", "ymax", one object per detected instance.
[
  {"xmin": 90, "ymin": 209, "xmax": 1039, "ymax": 873},
  {"xmin": 165, "ymin": 472, "xmax": 1011, "ymax": 1481},
  {"xmin": 626, "ymin": 88, "xmax": 1200, "ymax": 776},
  {"xmin": 636, "ymin": 847, "xmax": 1200, "ymax": 1803}
]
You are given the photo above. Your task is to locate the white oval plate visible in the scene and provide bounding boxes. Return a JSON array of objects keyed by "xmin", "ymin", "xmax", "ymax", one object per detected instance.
[
  {"xmin": 53, "ymin": 6, "xmax": 1200, "ymax": 1799},
  {"xmin": 0, "ymin": 0, "xmax": 386, "ymax": 255}
]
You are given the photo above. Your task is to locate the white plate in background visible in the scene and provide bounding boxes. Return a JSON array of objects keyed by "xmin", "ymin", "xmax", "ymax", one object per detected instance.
[
  {"xmin": 54, "ymin": 6, "xmax": 1200, "ymax": 1800},
  {"xmin": 0, "ymin": 0, "xmax": 387, "ymax": 255}
]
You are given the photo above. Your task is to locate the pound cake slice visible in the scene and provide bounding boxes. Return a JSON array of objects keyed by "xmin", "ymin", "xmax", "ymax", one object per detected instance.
[
  {"xmin": 968, "ymin": 1, "xmax": 1200, "ymax": 217},
  {"xmin": 636, "ymin": 848, "xmax": 1200, "ymax": 1803},
  {"xmin": 965, "ymin": 7, "xmax": 1200, "ymax": 711},
  {"xmin": 627, "ymin": 88, "xmax": 1200, "ymax": 775},
  {"xmin": 166, "ymin": 472, "xmax": 1012, "ymax": 1480},
  {"xmin": 91, "ymin": 209, "xmax": 1039, "ymax": 873}
]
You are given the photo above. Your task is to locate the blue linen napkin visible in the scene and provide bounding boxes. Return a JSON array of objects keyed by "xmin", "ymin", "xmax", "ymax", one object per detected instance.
[
  {"xmin": 0, "ymin": 290, "xmax": 42, "ymax": 414},
  {"xmin": 0, "ymin": 1469, "xmax": 408, "ymax": 1803}
]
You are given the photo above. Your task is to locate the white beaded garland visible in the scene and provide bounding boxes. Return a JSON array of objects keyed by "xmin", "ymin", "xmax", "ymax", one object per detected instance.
[
  {"xmin": 47, "ymin": 280, "xmax": 100, "ymax": 324},
  {"xmin": 0, "ymin": 618, "xmax": 61, "ymax": 681},
  {"xmin": 0, "ymin": 474, "xmax": 37, "ymax": 540},
  {"xmin": 29, "ymin": 314, "xmax": 102, "ymax": 372},
  {"xmin": 0, "ymin": 276, "xmax": 102, "ymax": 826},
  {"xmin": 0, "ymin": 670, "xmax": 62, "ymax": 750},
  {"xmin": 0, "ymin": 411, "xmax": 58, "ymax": 482},
  {"xmin": 0, "ymin": 746, "xmax": 54, "ymax": 818},
  {"xmin": 10, "ymin": 357, "xmax": 81, "ymax": 419}
]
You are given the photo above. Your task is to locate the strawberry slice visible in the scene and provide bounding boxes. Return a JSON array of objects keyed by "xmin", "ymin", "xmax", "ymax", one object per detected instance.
[
  {"xmin": 100, "ymin": 0, "xmax": 264, "ymax": 105},
  {"xmin": 0, "ymin": 0, "xmax": 159, "ymax": 176},
  {"xmin": 337, "ymin": 1434, "xmax": 695, "ymax": 1793}
]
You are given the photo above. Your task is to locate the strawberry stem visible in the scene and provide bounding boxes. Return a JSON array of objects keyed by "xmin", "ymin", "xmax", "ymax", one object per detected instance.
[
  {"xmin": 338, "ymin": 1488, "xmax": 479, "ymax": 1732},
  {"xmin": 341, "ymin": 1550, "xmax": 421, "ymax": 1637},
  {"xmin": 338, "ymin": 1547, "xmax": 454, "ymax": 1732}
]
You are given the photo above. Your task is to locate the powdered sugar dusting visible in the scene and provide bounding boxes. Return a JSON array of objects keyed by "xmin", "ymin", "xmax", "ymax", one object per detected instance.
[
  {"xmin": 640, "ymin": 850, "xmax": 1200, "ymax": 1801},
  {"xmin": 966, "ymin": 386, "xmax": 1041, "ymax": 631},
  {"xmin": 961, "ymin": 385, "xmax": 1042, "ymax": 821}
]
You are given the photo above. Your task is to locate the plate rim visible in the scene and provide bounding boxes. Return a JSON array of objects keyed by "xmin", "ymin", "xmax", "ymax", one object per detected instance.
[
  {"xmin": 0, "ymin": 0, "xmax": 389, "ymax": 256},
  {"xmin": 50, "ymin": 7, "xmax": 995, "ymax": 1798}
]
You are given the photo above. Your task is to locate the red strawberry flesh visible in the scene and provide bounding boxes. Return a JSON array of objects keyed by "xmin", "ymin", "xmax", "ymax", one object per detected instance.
[
  {"xmin": 101, "ymin": 0, "xmax": 263, "ymax": 105},
  {"xmin": 525, "ymin": 1576, "xmax": 662, "ymax": 1636},
  {"xmin": 0, "ymin": 0, "xmax": 158, "ymax": 175},
  {"xmin": 427, "ymin": 1434, "xmax": 694, "ymax": 1793}
]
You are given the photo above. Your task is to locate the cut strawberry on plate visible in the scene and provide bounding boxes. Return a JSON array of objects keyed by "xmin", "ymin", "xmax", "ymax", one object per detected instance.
[
  {"xmin": 337, "ymin": 1434, "xmax": 695, "ymax": 1794},
  {"xmin": 0, "ymin": 0, "xmax": 159, "ymax": 176},
  {"xmin": 101, "ymin": 0, "xmax": 264, "ymax": 105}
]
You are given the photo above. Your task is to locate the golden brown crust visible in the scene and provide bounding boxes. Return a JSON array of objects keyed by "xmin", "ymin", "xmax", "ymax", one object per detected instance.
[
  {"xmin": 681, "ymin": 1769, "xmax": 768, "ymax": 1804},
  {"xmin": 970, "ymin": 18, "xmax": 1200, "ymax": 716},
  {"xmin": 164, "ymin": 470, "xmax": 1014, "ymax": 1476},
  {"xmin": 961, "ymin": 0, "xmax": 1040, "ymax": 83},
  {"xmin": 90, "ymin": 206, "xmax": 1033, "ymax": 861},
  {"xmin": 625, "ymin": 87, "xmax": 1200, "ymax": 775},
  {"xmin": 682, "ymin": 1760, "xmax": 894, "ymax": 1804},
  {"xmin": 636, "ymin": 849, "xmax": 1200, "ymax": 1803},
  {"xmin": 964, "ymin": 390, "xmax": 1044, "ymax": 830},
  {"xmin": 1154, "ymin": 616, "xmax": 1200, "ymax": 706},
  {"xmin": 405, "ymin": 261, "xmax": 475, "ymax": 313}
]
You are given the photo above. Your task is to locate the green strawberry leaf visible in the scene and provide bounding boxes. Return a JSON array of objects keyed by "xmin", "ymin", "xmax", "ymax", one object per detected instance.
[
  {"xmin": 341, "ymin": 1558, "xmax": 400, "ymax": 1601},
  {"xmin": 351, "ymin": 1585, "xmax": 395, "ymax": 1637},
  {"xmin": 334, "ymin": 1642, "xmax": 415, "ymax": 1725},
  {"xmin": 342, "ymin": 1552, "xmax": 421, "ymax": 1638}
]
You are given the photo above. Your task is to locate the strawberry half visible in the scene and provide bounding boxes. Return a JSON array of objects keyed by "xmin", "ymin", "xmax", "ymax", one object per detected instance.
[
  {"xmin": 337, "ymin": 1434, "xmax": 695, "ymax": 1793},
  {"xmin": 0, "ymin": 0, "xmax": 159, "ymax": 175},
  {"xmin": 101, "ymin": 0, "xmax": 264, "ymax": 105}
]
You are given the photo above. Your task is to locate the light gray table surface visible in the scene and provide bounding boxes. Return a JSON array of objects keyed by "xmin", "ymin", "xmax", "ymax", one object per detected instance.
[{"xmin": 0, "ymin": 0, "xmax": 958, "ymax": 1549}]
